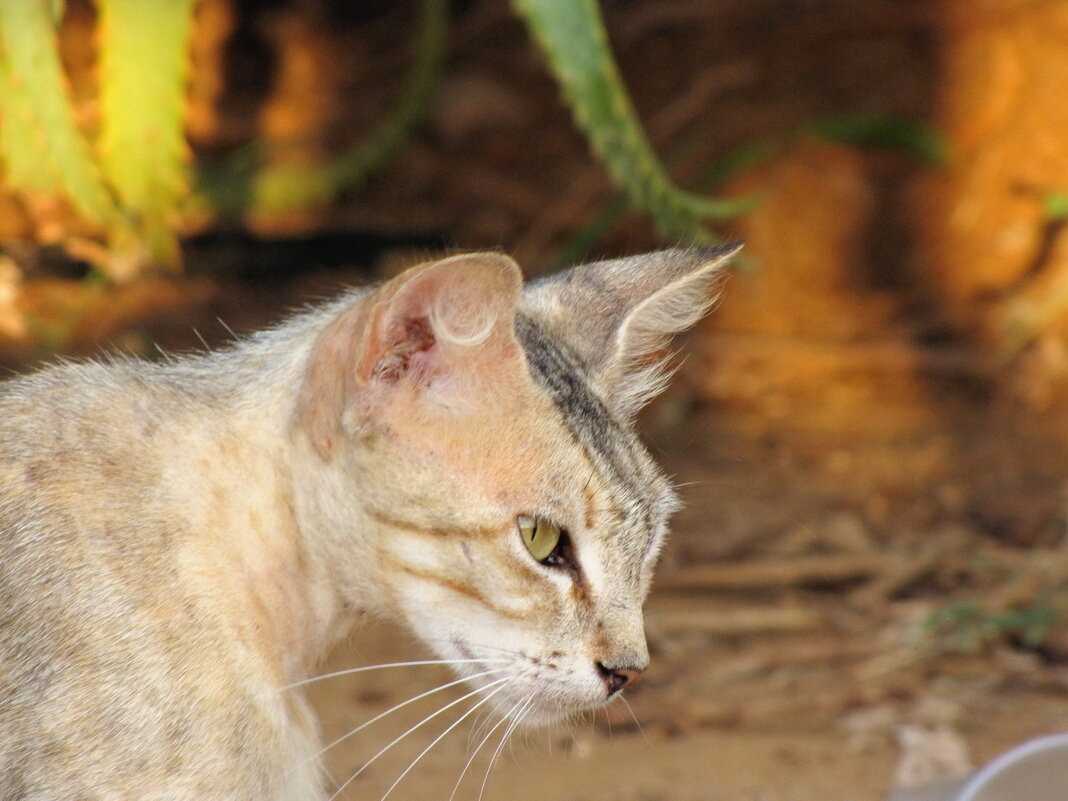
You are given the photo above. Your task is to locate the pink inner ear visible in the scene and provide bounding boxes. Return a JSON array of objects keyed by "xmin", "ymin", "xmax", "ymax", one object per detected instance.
[
  {"xmin": 370, "ymin": 316, "xmax": 437, "ymax": 384},
  {"xmin": 297, "ymin": 253, "xmax": 521, "ymax": 458}
]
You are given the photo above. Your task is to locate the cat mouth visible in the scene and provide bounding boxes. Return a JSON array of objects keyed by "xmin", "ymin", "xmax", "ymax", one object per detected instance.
[{"xmin": 446, "ymin": 639, "xmax": 612, "ymax": 725}]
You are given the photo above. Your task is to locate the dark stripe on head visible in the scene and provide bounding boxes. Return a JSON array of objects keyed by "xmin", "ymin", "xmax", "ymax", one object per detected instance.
[
  {"xmin": 514, "ymin": 314, "xmax": 623, "ymax": 471},
  {"xmin": 364, "ymin": 507, "xmax": 499, "ymax": 540},
  {"xmin": 514, "ymin": 313, "xmax": 657, "ymax": 554}
]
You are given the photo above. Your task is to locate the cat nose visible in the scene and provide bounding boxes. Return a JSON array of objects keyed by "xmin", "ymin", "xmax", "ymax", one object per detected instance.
[{"xmin": 596, "ymin": 662, "xmax": 643, "ymax": 695}]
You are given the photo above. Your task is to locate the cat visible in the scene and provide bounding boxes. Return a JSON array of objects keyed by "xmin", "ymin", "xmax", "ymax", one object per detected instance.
[{"xmin": 0, "ymin": 243, "xmax": 740, "ymax": 800}]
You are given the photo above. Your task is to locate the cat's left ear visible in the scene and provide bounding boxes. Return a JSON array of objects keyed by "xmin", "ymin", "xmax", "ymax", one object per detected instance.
[
  {"xmin": 299, "ymin": 252, "xmax": 524, "ymax": 458},
  {"xmin": 524, "ymin": 242, "xmax": 742, "ymax": 420}
]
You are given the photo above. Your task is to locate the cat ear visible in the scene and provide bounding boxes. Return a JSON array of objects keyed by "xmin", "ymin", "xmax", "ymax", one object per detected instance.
[
  {"xmin": 299, "ymin": 252, "xmax": 524, "ymax": 458},
  {"xmin": 524, "ymin": 242, "xmax": 742, "ymax": 420}
]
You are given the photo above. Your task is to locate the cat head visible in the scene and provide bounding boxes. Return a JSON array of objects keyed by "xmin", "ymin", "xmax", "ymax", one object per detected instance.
[{"xmin": 297, "ymin": 244, "xmax": 740, "ymax": 724}]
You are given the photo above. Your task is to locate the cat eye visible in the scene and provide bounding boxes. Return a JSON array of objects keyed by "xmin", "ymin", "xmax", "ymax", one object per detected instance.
[{"xmin": 517, "ymin": 515, "xmax": 565, "ymax": 563}]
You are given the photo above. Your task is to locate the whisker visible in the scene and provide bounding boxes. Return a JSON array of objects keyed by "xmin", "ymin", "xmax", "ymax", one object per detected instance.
[
  {"xmin": 477, "ymin": 711, "xmax": 519, "ymax": 801},
  {"xmin": 504, "ymin": 698, "xmax": 538, "ymax": 772},
  {"xmin": 559, "ymin": 709, "xmax": 579, "ymax": 751},
  {"xmin": 377, "ymin": 681, "xmax": 512, "ymax": 801},
  {"xmin": 478, "ymin": 693, "xmax": 536, "ymax": 801},
  {"xmin": 507, "ymin": 710, "xmax": 537, "ymax": 766},
  {"xmin": 472, "ymin": 697, "xmax": 509, "ymax": 744},
  {"xmin": 448, "ymin": 703, "xmax": 516, "ymax": 801},
  {"xmin": 296, "ymin": 667, "xmax": 508, "ymax": 774},
  {"xmin": 283, "ymin": 658, "xmax": 509, "ymax": 691},
  {"xmin": 673, "ymin": 477, "xmax": 757, "ymax": 495},
  {"xmin": 327, "ymin": 676, "xmax": 512, "ymax": 801},
  {"xmin": 619, "ymin": 695, "xmax": 649, "ymax": 743},
  {"xmin": 466, "ymin": 705, "xmax": 495, "ymax": 750}
]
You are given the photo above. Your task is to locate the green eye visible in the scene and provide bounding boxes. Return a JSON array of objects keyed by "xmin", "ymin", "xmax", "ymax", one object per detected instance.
[{"xmin": 517, "ymin": 515, "xmax": 562, "ymax": 562}]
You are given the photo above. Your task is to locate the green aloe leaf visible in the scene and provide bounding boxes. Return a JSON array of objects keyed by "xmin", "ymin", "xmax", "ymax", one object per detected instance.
[
  {"xmin": 511, "ymin": 0, "xmax": 751, "ymax": 244},
  {"xmin": 98, "ymin": 0, "xmax": 198, "ymax": 268},
  {"xmin": 0, "ymin": 0, "xmax": 116, "ymax": 224},
  {"xmin": 0, "ymin": 47, "xmax": 57, "ymax": 194},
  {"xmin": 809, "ymin": 113, "xmax": 950, "ymax": 166},
  {"xmin": 198, "ymin": 0, "xmax": 448, "ymax": 216}
]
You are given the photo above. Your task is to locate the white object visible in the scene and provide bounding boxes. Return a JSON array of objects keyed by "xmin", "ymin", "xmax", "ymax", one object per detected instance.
[
  {"xmin": 959, "ymin": 732, "xmax": 1068, "ymax": 801},
  {"xmin": 890, "ymin": 733, "xmax": 1068, "ymax": 801}
]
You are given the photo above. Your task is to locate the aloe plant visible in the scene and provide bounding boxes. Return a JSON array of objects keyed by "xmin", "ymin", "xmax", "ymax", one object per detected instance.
[
  {"xmin": 98, "ymin": 0, "xmax": 198, "ymax": 268},
  {"xmin": 1, "ymin": 0, "xmax": 749, "ymax": 277},
  {"xmin": 214, "ymin": 0, "xmax": 742, "ymax": 240},
  {"xmin": 0, "ymin": 0, "xmax": 116, "ymax": 226},
  {"xmin": 0, "ymin": 0, "xmax": 196, "ymax": 277},
  {"xmin": 199, "ymin": 0, "xmax": 448, "ymax": 216},
  {"xmin": 511, "ymin": 0, "xmax": 752, "ymax": 244}
]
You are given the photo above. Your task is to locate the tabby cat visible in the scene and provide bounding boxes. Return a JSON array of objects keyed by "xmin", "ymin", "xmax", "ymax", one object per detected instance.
[{"xmin": 0, "ymin": 243, "xmax": 739, "ymax": 800}]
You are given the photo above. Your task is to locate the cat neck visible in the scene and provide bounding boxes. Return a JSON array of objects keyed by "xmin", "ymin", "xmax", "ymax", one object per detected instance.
[{"xmin": 153, "ymin": 304, "xmax": 377, "ymax": 683}]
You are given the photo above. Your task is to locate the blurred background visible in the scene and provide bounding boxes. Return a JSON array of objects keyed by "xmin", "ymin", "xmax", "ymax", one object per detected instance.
[{"xmin": 2, "ymin": 1, "xmax": 1068, "ymax": 799}]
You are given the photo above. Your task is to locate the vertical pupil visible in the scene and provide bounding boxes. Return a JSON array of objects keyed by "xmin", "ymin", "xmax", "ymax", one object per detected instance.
[{"xmin": 518, "ymin": 516, "xmax": 561, "ymax": 562}]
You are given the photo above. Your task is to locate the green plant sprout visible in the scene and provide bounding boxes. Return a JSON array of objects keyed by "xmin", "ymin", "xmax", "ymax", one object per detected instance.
[{"xmin": 922, "ymin": 599, "xmax": 1061, "ymax": 654}]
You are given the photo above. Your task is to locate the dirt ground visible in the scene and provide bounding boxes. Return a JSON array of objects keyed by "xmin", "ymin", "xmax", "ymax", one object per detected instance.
[{"xmin": 3, "ymin": 0, "xmax": 1068, "ymax": 799}]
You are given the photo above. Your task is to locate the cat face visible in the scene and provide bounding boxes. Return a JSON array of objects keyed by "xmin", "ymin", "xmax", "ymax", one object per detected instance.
[{"xmin": 297, "ymin": 245, "xmax": 740, "ymax": 724}]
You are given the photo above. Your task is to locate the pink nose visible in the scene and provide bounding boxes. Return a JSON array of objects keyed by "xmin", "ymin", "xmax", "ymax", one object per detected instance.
[{"xmin": 598, "ymin": 663, "xmax": 643, "ymax": 695}]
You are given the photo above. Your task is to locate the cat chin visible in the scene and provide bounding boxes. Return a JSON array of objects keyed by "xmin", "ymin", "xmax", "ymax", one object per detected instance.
[
  {"xmin": 513, "ymin": 699, "xmax": 604, "ymax": 729},
  {"xmin": 465, "ymin": 669, "xmax": 610, "ymax": 728},
  {"xmin": 477, "ymin": 694, "xmax": 597, "ymax": 729}
]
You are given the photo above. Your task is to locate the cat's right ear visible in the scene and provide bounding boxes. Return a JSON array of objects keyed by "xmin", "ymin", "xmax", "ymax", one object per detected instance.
[
  {"xmin": 297, "ymin": 253, "xmax": 524, "ymax": 458},
  {"xmin": 523, "ymin": 242, "xmax": 741, "ymax": 420}
]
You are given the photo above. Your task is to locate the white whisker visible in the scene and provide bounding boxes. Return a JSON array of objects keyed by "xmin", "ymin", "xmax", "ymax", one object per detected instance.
[
  {"xmin": 293, "ymin": 668, "xmax": 508, "ymax": 776},
  {"xmin": 507, "ymin": 716, "xmax": 529, "ymax": 765},
  {"xmin": 378, "ymin": 681, "xmax": 512, "ymax": 801},
  {"xmin": 448, "ymin": 703, "xmax": 516, "ymax": 801},
  {"xmin": 559, "ymin": 710, "xmax": 579, "ymax": 751},
  {"xmin": 327, "ymin": 676, "xmax": 512, "ymax": 801},
  {"xmin": 619, "ymin": 695, "xmax": 648, "ymax": 743},
  {"xmin": 464, "ymin": 705, "xmax": 492, "ymax": 751},
  {"xmin": 283, "ymin": 658, "xmax": 509, "ymax": 691},
  {"xmin": 468, "ymin": 703, "xmax": 502, "ymax": 747},
  {"xmin": 478, "ymin": 693, "xmax": 536, "ymax": 801}
]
